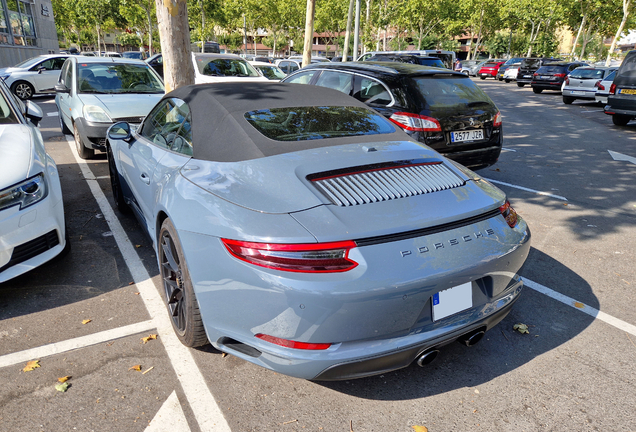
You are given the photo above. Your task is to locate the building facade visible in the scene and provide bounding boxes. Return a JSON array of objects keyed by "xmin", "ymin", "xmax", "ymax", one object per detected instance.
[{"xmin": 0, "ymin": 0, "xmax": 58, "ymax": 68}]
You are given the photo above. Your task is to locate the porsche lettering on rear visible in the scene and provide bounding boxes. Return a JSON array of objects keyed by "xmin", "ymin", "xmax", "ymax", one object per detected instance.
[{"xmin": 400, "ymin": 229, "xmax": 496, "ymax": 257}]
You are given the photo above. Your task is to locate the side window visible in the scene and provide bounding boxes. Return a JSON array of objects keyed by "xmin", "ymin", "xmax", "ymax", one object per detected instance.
[
  {"xmin": 140, "ymin": 98, "xmax": 189, "ymax": 151},
  {"xmin": 568, "ymin": 64, "xmax": 579, "ymax": 72},
  {"xmin": 171, "ymin": 111, "xmax": 193, "ymax": 156},
  {"xmin": 289, "ymin": 62, "xmax": 300, "ymax": 73},
  {"xmin": 34, "ymin": 59, "xmax": 54, "ymax": 71},
  {"xmin": 355, "ymin": 77, "xmax": 392, "ymax": 106},
  {"xmin": 285, "ymin": 70, "xmax": 317, "ymax": 85},
  {"xmin": 53, "ymin": 58, "xmax": 67, "ymax": 70},
  {"xmin": 315, "ymin": 71, "xmax": 353, "ymax": 95}
]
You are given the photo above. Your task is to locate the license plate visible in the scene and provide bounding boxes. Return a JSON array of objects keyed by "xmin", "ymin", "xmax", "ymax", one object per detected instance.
[
  {"xmin": 619, "ymin": 88, "xmax": 636, "ymax": 95},
  {"xmin": 571, "ymin": 91, "xmax": 585, "ymax": 95},
  {"xmin": 451, "ymin": 129, "xmax": 483, "ymax": 143},
  {"xmin": 541, "ymin": 75, "xmax": 550, "ymax": 79},
  {"xmin": 432, "ymin": 282, "xmax": 473, "ymax": 321},
  {"xmin": 481, "ymin": 73, "xmax": 488, "ymax": 76},
  {"xmin": 523, "ymin": 75, "xmax": 531, "ymax": 78}
]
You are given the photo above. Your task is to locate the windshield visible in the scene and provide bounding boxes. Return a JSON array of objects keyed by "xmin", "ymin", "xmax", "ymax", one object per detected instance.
[
  {"xmin": 13, "ymin": 56, "xmax": 45, "ymax": 69},
  {"xmin": 255, "ymin": 65, "xmax": 286, "ymax": 80},
  {"xmin": 245, "ymin": 106, "xmax": 395, "ymax": 141},
  {"xmin": 77, "ymin": 63, "xmax": 164, "ymax": 94},
  {"xmin": 194, "ymin": 56, "xmax": 260, "ymax": 77},
  {"xmin": 413, "ymin": 75, "xmax": 492, "ymax": 108},
  {"xmin": 428, "ymin": 53, "xmax": 453, "ymax": 69},
  {"xmin": 569, "ymin": 68, "xmax": 605, "ymax": 79}
]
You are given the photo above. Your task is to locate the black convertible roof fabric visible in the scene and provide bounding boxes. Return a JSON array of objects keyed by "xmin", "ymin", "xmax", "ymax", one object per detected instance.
[{"xmin": 164, "ymin": 82, "xmax": 406, "ymax": 162}]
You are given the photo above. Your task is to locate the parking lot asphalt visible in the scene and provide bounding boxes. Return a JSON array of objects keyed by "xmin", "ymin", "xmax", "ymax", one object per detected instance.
[{"xmin": 0, "ymin": 78, "xmax": 635, "ymax": 432}]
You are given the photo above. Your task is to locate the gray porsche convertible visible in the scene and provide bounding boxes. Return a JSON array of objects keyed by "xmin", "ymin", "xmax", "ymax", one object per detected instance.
[{"xmin": 106, "ymin": 82, "xmax": 530, "ymax": 380}]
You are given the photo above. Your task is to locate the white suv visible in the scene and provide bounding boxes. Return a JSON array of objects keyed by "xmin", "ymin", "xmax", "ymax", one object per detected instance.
[{"xmin": 0, "ymin": 54, "xmax": 68, "ymax": 100}]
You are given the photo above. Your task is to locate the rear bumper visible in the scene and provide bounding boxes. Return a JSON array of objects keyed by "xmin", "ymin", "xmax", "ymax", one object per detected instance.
[
  {"xmin": 604, "ymin": 105, "xmax": 636, "ymax": 117},
  {"xmin": 563, "ymin": 89, "xmax": 596, "ymax": 99},
  {"xmin": 531, "ymin": 81, "xmax": 564, "ymax": 90}
]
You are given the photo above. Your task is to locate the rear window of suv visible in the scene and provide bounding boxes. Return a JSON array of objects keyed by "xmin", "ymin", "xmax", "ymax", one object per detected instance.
[
  {"xmin": 569, "ymin": 68, "xmax": 605, "ymax": 79},
  {"xmin": 521, "ymin": 59, "xmax": 541, "ymax": 69},
  {"xmin": 412, "ymin": 76, "xmax": 492, "ymax": 107}
]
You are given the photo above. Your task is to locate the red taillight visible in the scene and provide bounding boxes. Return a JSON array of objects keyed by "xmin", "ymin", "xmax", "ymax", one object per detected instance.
[
  {"xmin": 594, "ymin": 80, "xmax": 603, "ymax": 90},
  {"xmin": 565, "ymin": 78, "xmax": 570, "ymax": 86},
  {"xmin": 222, "ymin": 239, "xmax": 358, "ymax": 273},
  {"xmin": 554, "ymin": 73, "xmax": 566, "ymax": 78},
  {"xmin": 533, "ymin": 72, "xmax": 539, "ymax": 77},
  {"xmin": 610, "ymin": 83, "xmax": 617, "ymax": 94},
  {"xmin": 493, "ymin": 111, "xmax": 502, "ymax": 128},
  {"xmin": 389, "ymin": 112, "xmax": 441, "ymax": 132},
  {"xmin": 499, "ymin": 201, "xmax": 518, "ymax": 228},
  {"xmin": 256, "ymin": 334, "xmax": 332, "ymax": 350}
]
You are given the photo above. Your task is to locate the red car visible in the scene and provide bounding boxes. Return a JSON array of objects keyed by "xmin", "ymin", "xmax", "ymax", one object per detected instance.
[{"xmin": 478, "ymin": 61, "xmax": 505, "ymax": 80}]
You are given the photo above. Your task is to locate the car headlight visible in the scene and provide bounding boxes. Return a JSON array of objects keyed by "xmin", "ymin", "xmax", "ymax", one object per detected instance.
[
  {"xmin": 83, "ymin": 105, "xmax": 112, "ymax": 123},
  {"xmin": 0, "ymin": 173, "xmax": 48, "ymax": 212}
]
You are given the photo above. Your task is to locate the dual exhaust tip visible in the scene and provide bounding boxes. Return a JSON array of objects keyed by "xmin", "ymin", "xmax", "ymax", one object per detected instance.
[{"xmin": 415, "ymin": 329, "xmax": 485, "ymax": 367}]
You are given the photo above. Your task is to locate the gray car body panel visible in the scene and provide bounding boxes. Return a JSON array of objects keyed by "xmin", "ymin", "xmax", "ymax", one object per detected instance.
[{"xmin": 108, "ymin": 90, "xmax": 531, "ymax": 380}]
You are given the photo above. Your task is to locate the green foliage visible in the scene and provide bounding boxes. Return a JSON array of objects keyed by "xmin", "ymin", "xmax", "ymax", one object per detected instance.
[
  {"xmin": 217, "ymin": 33, "xmax": 244, "ymax": 52},
  {"xmin": 117, "ymin": 32, "xmax": 142, "ymax": 47},
  {"xmin": 484, "ymin": 32, "xmax": 509, "ymax": 57},
  {"xmin": 533, "ymin": 32, "xmax": 560, "ymax": 57}
]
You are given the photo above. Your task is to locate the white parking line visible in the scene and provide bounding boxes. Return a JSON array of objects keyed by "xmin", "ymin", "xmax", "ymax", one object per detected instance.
[
  {"xmin": 523, "ymin": 278, "xmax": 636, "ymax": 336},
  {"xmin": 484, "ymin": 178, "xmax": 568, "ymax": 201},
  {"xmin": 64, "ymin": 136, "xmax": 231, "ymax": 432},
  {"xmin": 46, "ymin": 112, "xmax": 58, "ymax": 117},
  {"xmin": 0, "ymin": 320, "xmax": 155, "ymax": 369}
]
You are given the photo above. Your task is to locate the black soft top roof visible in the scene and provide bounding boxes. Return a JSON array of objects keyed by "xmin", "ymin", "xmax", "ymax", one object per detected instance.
[{"xmin": 165, "ymin": 82, "xmax": 406, "ymax": 162}]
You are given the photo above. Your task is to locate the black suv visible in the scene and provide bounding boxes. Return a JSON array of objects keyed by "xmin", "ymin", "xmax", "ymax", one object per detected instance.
[
  {"xmin": 516, "ymin": 58, "xmax": 562, "ymax": 87},
  {"xmin": 530, "ymin": 61, "xmax": 588, "ymax": 93},
  {"xmin": 364, "ymin": 54, "xmax": 447, "ymax": 69},
  {"xmin": 605, "ymin": 50, "xmax": 636, "ymax": 126},
  {"xmin": 281, "ymin": 62, "xmax": 502, "ymax": 169}
]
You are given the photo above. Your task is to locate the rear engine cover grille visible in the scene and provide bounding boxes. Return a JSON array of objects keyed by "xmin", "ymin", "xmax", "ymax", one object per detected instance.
[{"xmin": 311, "ymin": 162, "xmax": 465, "ymax": 206}]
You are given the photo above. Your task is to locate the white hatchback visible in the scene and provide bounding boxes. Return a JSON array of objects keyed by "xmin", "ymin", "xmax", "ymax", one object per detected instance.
[
  {"xmin": 0, "ymin": 54, "xmax": 69, "ymax": 100},
  {"xmin": 0, "ymin": 80, "xmax": 67, "ymax": 283},
  {"xmin": 192, "ymin": 53, "xmax": 268, "ymax": 84}
]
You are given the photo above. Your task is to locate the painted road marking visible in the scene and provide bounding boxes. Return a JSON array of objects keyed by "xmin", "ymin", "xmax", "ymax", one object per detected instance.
[
  {"xmin": 46, "ymin": 111, "xmax": 58, "ymax": 117},
  {"xmin": 484, "ymin": 178, "xmax": 568, "ymax": 201},
  {"xmin": 145, "ymin": 391, "xmax": 191, "ymax": 432},
  {"xmin": 501, "ymin": 147, "xmax": 517, "ymax": 152},
  {"xmin": 0, "ymin": 320, "xmax": 155, "ymax": 369},
  {"xmin": 64, "ymin": 136, "xmax": 231, "ymax": 432},
  {"xmin": 523, "ymin": 278, "xmax": 636, "ymax": 337},
  {"xmin": 609, "ymin": 150, "xmax": 636, "ymax": 165}
]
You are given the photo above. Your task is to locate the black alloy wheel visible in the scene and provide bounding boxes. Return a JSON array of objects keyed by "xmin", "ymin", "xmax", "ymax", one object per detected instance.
[
  {"xmin": 517, "ymin": 83, "xmax": 525, "ymax": 87},
  {"xmin": 107, "ymin": 145, "xmax": 130, "ymax": 213},
  {"xmin": 159, "ymin": 218, "xmax": 208, "ymax": 347},
  {"xmin": 612, "ymin": 114, "xmax": 631, "ymax": 126},
  {"xmin": 533, "ymin": 87, "xmax": 543, "ymax": 94}
]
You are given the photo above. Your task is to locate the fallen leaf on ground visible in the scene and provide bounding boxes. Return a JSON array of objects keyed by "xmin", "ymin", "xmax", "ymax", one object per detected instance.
[
  {"xmin": 222, "ymin": 352, "xmax": 228, "ymax": 358},
  {"xmin": 129, "ymin": 365, "xmax": 142, "ymax": 371},
  {"xmin": 58, "ymin": 376, "xmax": 71, "ymax": 383},
  {"xmin": 135, "ymin": 245, "xmax": 141, "ymax": 248},
  {"xmin": 82, "ymin": 319, "xmax": 91, "ymax": 325},
  {"xmin": 55, "ymin": 382, "xmax": 69, "ymax": 392},
  {"xmin": 141, "ymin": 334, "xmax": 157, "ymax": 344},
  {"xmin": 23, "ymin": 360, "xmax": 40, "ymax": 372},
  {"xmin": 412, "ymin": 426, "xmax": 428, "ymax": 432},
  {"xmin": 513, "ymin": 323, "xmax": 529, "ymax": 334}
]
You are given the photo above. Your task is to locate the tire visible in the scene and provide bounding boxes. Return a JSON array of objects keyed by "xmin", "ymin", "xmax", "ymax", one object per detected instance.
[
  {"xmin": 107, "ymin": 143, "xmax": 130, "ymax": 214},
  {"xmin": 505, "ymin": 79, "xmax": 511, "ymax": 83},
  {"xmin": 11, "ymin": 81, "xmax": 34, "ymax": 100},
  {"xmin": 612, "ymin": 114, "xmax": 631, "ymax": 126},
  {"xmin": 480, "ymin": 76, "xmax": 486, "ymax": 80},
  {"xmin": 159, "ymin": 218, "xmax": 208, "ymax": 348},
  {"xmin": 59, "ymin": 111, "xmax": 71, "ymax": 134},
  {"xmin": 498, "ymin": 77, "xmax": 503, "ymax": 81},
  {"xmin": 532, "ymin": 87, "xmax": 543, "ymax": 94},
  {"xmin": 517, "ymin": 83, "xmax": 525, "ymax": 87},
  {"xmin": 73, "ymin": 122, "xmax": 94, "ymax": 159},
  {"xmin": 562, "ymin": 96, "xmax": 574, "ymax": 105}
]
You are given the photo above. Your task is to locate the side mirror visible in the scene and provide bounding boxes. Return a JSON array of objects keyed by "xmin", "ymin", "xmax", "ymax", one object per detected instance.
[
  {"xmin": 54, "ymin": 83, "xmax": 70, "ymax": 93},
  {"xmin": 108, "ymin": 122, "xmax": 132, "ymax": 141},
  {"xmin": 37, "ymin": 66, "xmax": 46, "ymax": 74},
  {"xmin": 24, "ymin": 100, "xmax": 43, "ymax": 126}
]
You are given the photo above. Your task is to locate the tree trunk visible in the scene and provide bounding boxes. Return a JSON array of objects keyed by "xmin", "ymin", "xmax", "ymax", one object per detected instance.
[
  {"xmin": 606, "ymin": 0, "xmax": 631, "ymax": 66},
  {"xmin": 302, "ymin": 0, "xmax": 316, "ymax": 67},
  {"xmin": 155, "ymin": 0, "xmax": 195, "ymax": 91},
  {"xmin": 570, "ymin": 13, "xmax": 586, "ymax": 59},
  {"xmin": 472, "ymin": 9, "xmax": 484, "ymax": 60},
  {"xmin": 343, "ymin": 0, "xmax": 354, "ymax": 61},
  {"xmin": 579, "ymin": 22, "xmax": 594, "ymax": 60},
  {"xmin": 146, "ymin": 0, "xmax": 153, "ymax": 54},
  {"xmin": 97, "ymin": 25, "xmax": 101, "ymax": 55}
]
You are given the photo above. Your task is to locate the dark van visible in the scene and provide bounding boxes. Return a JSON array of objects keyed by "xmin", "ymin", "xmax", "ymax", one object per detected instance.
[
  {"xmin": 605, "ymin": 50, "xmax": 636, "ymax": 126},
  {"xmin": 516, "ymin": 58, "xmax": 562, "ymax": 87}
]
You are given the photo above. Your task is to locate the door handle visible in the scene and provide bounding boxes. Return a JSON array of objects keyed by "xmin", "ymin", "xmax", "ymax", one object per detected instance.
[{"xmin": 140, "ymin": 173, "xmax": 150, "ymax": 185}]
